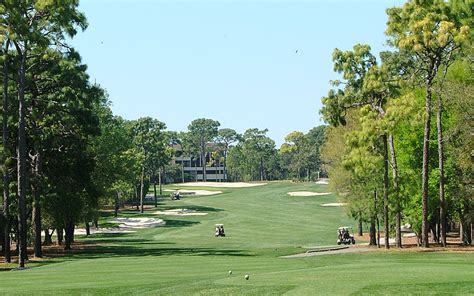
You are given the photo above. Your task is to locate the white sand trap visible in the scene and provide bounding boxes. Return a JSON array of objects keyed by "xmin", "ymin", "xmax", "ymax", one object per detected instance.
[
  {"xmin": 174, "ymin": 182, "xmax": 267, "ymax": 188},
  {"xmin": 164, "ymin": 189, "xmax": 222, "ymax": 196},
  {"xmin": 154, "ymin": 208, "xmax": 208, "ymax": 216},
  {"xmin": 74, "ymin": 217, "xmax": 165, "ymax": 236},
  {"xmin": 315, "ymin": 179, "xmax": 329, "ymax": 185},
  {"xmin": 321, "ymin": 203, "xmax": 347, "ymax": 207},
  {"xmin": 287, "ymin": 191, "xmax": 332, "ymax": 197},
  {"xmin": 110, "ymin": 217, "xmax": 166, "ymax": 229},
  {"xmin": 74, "ymin": 228, "xmax": 136, "ymax": 235}
]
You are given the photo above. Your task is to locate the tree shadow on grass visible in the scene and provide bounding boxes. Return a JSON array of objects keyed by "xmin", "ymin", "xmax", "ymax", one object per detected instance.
[
  {"xmin": 72, "ymin": 244, "xmax": 254, "ymax": 259},
  {"xmin": 163, "ymin": 219, "xmax": 200, "ymax": 228},
  {"xmin": 156, "ymin": 205, "xmax": 224, "ymax": 213}
]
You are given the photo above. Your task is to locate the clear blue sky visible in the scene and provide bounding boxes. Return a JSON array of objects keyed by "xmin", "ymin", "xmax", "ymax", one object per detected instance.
[{"xmin": 72, "ymin": 0, "xmax": 404, "ymax": 146}]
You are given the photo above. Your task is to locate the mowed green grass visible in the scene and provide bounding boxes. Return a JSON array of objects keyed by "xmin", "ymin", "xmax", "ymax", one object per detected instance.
[{"xmin": 1, "ymin": 181, "xmax": 473, "ymax": 295}]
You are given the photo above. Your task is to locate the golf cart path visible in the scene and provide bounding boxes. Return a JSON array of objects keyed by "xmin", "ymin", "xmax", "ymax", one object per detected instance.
[{"xmin": 282, "ymin": 246, "xmax": 374, "ymax": 258}]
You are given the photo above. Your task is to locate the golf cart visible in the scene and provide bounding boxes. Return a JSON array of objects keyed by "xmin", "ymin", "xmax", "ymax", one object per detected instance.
[
  {"xmin": 171, "ymin": 191, "xmax": 181, "ymax": 200},
  {"xmin": 215, "ymin": 224, "xmax": 225, "ymax": 237},
  {"xmin": 337, "ymin": 226, "xmax": 355, "ymax": 245}
]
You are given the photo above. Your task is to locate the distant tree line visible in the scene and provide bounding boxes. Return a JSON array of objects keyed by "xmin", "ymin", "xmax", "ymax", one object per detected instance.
[{"xmin": 320, "ymin": 0, "xmax": 473, "ymax": 248}]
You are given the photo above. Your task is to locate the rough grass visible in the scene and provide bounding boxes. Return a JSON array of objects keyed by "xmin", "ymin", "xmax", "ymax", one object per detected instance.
[{"xmin": 0, "ymin": 181, "xmax": 473, "ymax": 295}]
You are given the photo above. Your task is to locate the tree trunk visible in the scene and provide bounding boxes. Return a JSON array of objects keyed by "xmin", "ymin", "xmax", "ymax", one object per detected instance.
[
  {"xmin": 470, "ymin": 223, "xmax": 473, "ymax": 246},
  {"xmin": 43, "ymin": 228, "xmax": 53, "ymax": 246},
  {"xmin": 430, "ymin": 222, "xmax": 438, "ymax": 243},
  {"xmin": 85, "ymin": 220, "xmax": 90, "ymax": 236},
  {"xmin": 159, "ymin": 168, "xmax": 162, "ymax": 196},
  {"xmin": 369, "ymin": 220, "xmax": 377, "ymax": 246},
  {"xmin": 181, "ymin": 163, "xmax": 184, "ymax": 183},
  {"xmin": 17, "ymin": 47, "xmax": 28, "ymax": 268},
  {"xmin": 382, "ymin": 134, "xmax": 390, "ymax": 249},
  {"xmin": 358, "ymin": 216, "xmax": 363, "ymax": 236},
  {"xmin": 2, "ymin": 40, "xmax": 11, "ymax": 263},
  {"xmin": 64, "ymin": 220, "xmax": 74, "ymax": 250},
  {"xmin": 140, "ymin": 165, "xmax": 145, "ymax": 213},
  {"xmin": 32, "ymin": 152, "xmax": 42, "ymax": 258},
  {"xmin": 388, "ymin": 134, "xmax": 402, "ymax": 248},
  {"xmin": 437, "ymin": 92, "xmax": 447, "ymax": 247},
  {"xmin": 421, "ymin": 75, "xmax": 435, "ymax": 248},
  {"xmin": 201, "ymin": 148, "xmax": 207, "ymax": 182},
  {"xmin": 153, "ymin": 181, "xmax": 157, "ymax": 207},
  {"xmin": 57, "ymin": 228, "xmax": 63, "ymax": 245},
  {"xmin": 134, "ymin": 185, "xmax": 139, "ymax": 211},
  {"xmin": 224, "ymin": 150, "xmax": 227, "ymax": 181},
  {"xmin": 374, "ymin": 189, "xmax": 380, "ymax": 248},
  {"xmin": 193, "ymin": 157, "xmax": 197, "ymax": 182},
  {"xmin": 114, "ymin": 191, "xmax": 120, "ymax": 217}
]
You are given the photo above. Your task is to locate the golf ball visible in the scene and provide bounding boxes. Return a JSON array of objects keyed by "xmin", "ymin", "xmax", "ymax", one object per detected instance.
[
  {"xmin": 229, "ymin": 270, "xmax": 232, "ymax": 275},
  {"xmin": 245, "ymin": 274, "xmax": 249, "ymax": 280}
]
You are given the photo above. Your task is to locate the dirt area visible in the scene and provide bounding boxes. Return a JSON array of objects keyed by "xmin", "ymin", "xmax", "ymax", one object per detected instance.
[
  {"xmin": 174, "ymin": 182, "xmax": 267, "ymax": 188},
  {"xmin": 353, "ymin": 232, "xmax": 474, "ymax": 251},
  {"xmin": 154, "ymin": 208, "xmax": 208, "ymax": 216},
  {"xmin": 164, "ymin": 189, "xmax": 222, "ymax": 196},
  {"xmin": 287, "ymin": 191, "xmax": 332, "ymax": 197},
  {"xmin": 283, "ymin": 241, "xmax": 474, "ymax": 258}
]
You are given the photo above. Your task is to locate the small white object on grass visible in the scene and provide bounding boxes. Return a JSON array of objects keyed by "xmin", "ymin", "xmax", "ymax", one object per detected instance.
[
  {"xmin": 228, "ymin": 270, "xmax": 232, "ymax": 275},
  {"xmin": 245, "ymin": 274, "xmax": 249, "ymax": 280}
]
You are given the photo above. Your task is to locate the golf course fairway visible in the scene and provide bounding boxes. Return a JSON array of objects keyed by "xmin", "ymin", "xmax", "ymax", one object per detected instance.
[{"xmin": 1, "ymin": 181, "xmax": 473, "ymax": 295}]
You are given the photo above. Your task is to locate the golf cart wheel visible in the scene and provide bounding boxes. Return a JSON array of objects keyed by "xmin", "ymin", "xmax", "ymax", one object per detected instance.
[
  {"xmin": 337, "ymin": 241, "xmax": 341, "ymax": 245},
  {"xmin": 352, "ymin": 239, "xmax": 356, "ymax": 244}
]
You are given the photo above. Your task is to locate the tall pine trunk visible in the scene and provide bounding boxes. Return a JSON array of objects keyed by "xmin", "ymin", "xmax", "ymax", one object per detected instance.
[
  {"xmin": 389, "ymin": 134, "xmax": 402, "ymax": 248},
  {"xmin": 140, "ymin": 165, "xmax": 145, "ymax": 213},
  {"xmin": 374, "ymin": 189, "xmax": 381, "ymax": 248},
  {"xmin": 201, "ymin": 147, "xmax": 207, "ymax": 182},
  {"xmin": 421, "ymin": 74, "xmax": 435, "ymax": 248},
  {"xmin": 16, "ymin": 47, "xmax": 28, "ymax": 268},
  {"xmin": 32, "ymin": 152, "xmax": 42, "ymax": 258},
  {"xmin": 2, "ymin": 40, "xmax": 11, "ymax": 263},
  {"xmin": 114, "ymin": 191, "xmax": 120, "ymax": 217},
  {"xmin": 382, "ymin": 134, "xmax": 390, "ymax": 249},
  {"xmin": 223, "ymin": 149, "xmax": 227, "ymax": 181},
  {"xmin": 437, "ymin": 75, "xmax": 449, "ymax": 247},
  {"xmin": 153, "ymin": 180, "xmax": 157, "ymax": 207},
  {"xmin": 159, "ymin": 168, "xmax": 162, "ymax": 196}
]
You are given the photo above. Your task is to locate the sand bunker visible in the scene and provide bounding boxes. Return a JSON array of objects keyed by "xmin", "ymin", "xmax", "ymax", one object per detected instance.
[
  {"xmin": 110, "ymin": 217, "xmax": 166, "ymax": 229},
  {"xmin": 154, "ymin": 208, "xmax": 208, "ymax": 216},
  {"xmin": 74, "ymin": 217, "xmax": 165, "ymax": 236},
  {"xmin": 164, "ymin": 189, "xmax": 222, "ymax": 196},
  {"xmin": 321, "ymin": 203, "xmax": 347, "ymax": 207},
  {"xmin": 75, "ymin": 228, "xmax": 136, "ymax": 235},
  {"xmin": 287, "ymin": 191, "xmax": 332, "ymax": 197},
  {"xmin": 174, "ymin": 182, "xmax": 267, "ymax": 188},
  {"xmin": 315, "ymin": 179, "xmax": 329, "ymax": 185}
]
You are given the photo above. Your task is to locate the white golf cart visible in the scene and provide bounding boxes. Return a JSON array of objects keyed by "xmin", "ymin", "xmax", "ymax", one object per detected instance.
[
  {"xmin": 337, "ymin": 226, "xmax": 355, "ymax": 245},
  {"xmin": 215, "ymin": 224, "xmax": 225, "ymax": 237}
]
